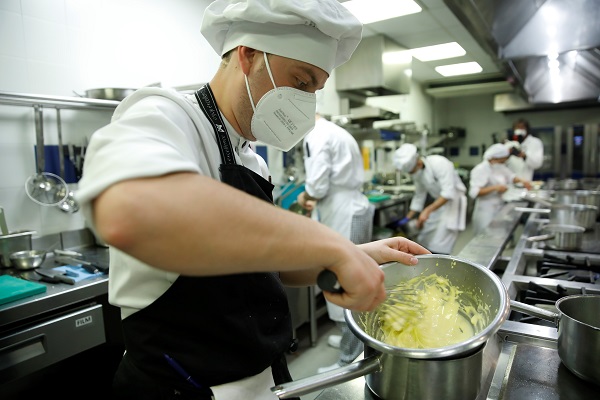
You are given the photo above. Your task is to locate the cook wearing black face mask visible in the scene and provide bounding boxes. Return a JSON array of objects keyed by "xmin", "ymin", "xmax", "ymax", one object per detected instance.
[{"xmin": 504, "ymin": 118, "xmax": 544, "ymax": 181}]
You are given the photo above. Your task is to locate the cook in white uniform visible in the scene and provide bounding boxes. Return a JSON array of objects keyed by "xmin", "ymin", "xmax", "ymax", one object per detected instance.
[
  {"xmin": 470, "ymin": 143, "xmax": 533, "ymax": 235},
  {"xmin": 505, "ymin": 118, "xmax": 544, "ymax": 181},
  {"xmin": 297, "ymin": 113, "xmax": 374, "ymax": 373},
  {"xmin": 393, "ymin": 143, "xmax": 467, "ymax": 254},
  {"xmin": 74, "ymin": 1, "xmax": 430, "ymax": 399}
]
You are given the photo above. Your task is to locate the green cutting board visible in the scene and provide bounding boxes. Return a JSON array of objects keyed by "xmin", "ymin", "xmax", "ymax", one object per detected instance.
[
  {"xmin": 0, "ymin": 275, "xmax": 47, "ymax": 306},
  {"xmin": 367, "ymin": 194, "xmax": 392, "ymax": 203}
]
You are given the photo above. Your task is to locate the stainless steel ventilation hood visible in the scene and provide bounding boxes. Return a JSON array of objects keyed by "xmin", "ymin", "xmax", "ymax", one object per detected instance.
[
  {"xmin": 444, "ymin": 0, "xmax": 600, "ymax": 105},
  {"xmin": 335, "ymin": 35, "xmax": 411, "ymax": 97}
]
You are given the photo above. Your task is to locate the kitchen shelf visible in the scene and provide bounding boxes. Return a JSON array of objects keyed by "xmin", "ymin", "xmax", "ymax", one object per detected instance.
[{"xmin": 0, "ymin": 90, "xmax": 119, "ymax": 110}]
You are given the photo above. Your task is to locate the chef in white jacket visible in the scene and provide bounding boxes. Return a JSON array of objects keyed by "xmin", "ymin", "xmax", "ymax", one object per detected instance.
[
  {"xmin": 74, "ymin": 1, "xmax": 431, "ymax": 399},
  {"xmin": 392, "ymin": 143, "xmax": 467, "ymax": 254},
  {"xmin": 297, "ymin": 110, "xmax": 374, "ymax": 373},
  {"xmin": 505, "ymin": 118, "xmax": 544, "ymax": 181},
  {"xmin": 470, "ymin": 143, "xmax": 532, "ymax": 235}
]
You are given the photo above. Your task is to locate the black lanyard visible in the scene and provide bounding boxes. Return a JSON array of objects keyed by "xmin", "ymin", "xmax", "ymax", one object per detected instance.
[{"xmin": 194, "ymin": 84, "xmax": 236, "ymax": 165}]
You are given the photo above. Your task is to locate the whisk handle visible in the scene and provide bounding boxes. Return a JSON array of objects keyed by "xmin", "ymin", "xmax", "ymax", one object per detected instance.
[{"xmin": 317, "ymin": 269, "xmax": 344, "ymax": 294}]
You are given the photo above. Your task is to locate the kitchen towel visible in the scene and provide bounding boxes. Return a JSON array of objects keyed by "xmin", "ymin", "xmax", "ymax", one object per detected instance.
[{"xmin": 0, "ymin": 275, "xmax": 47, "ymax": 306}]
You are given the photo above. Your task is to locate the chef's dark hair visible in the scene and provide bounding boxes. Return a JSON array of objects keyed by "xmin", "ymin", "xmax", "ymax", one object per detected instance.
[{"xmin": 512, "ymin": 118, "xmax": 530, "ymax": 131}]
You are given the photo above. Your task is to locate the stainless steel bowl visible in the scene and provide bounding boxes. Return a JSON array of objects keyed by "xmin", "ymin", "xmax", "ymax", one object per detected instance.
[
  {"xmin": 9, "ymin": 249, "xmax": 47, "ymax": 270},
  {"xmin": 347, "ymin": 255, "xmax": 509, "ymax": 359}
]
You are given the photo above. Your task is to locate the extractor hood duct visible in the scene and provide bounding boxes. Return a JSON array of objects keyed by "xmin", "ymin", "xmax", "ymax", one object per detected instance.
[
  {"xmin": 335, "ymin": 35, "xmax": 411, "ymax": 97},
  {"xmin": 444, "ymin": 0, "xmax": 600, "ymax": 105}
]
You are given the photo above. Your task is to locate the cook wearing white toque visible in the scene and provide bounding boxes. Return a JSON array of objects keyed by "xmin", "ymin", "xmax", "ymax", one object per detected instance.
[
  {"xmin": 393, "ymin": 143, "xmax": 419, "ymax": 173},
  {"xmin": 199, "ymin": 0, "xmax": 363, "ymax": 152},
  {"xmin": 76, "ymin": 0, "xmax": 429, "ymax": 399},
  {"xmin": 392, "ymin": 143, "xmax": 468, "ymax": 255},
  {"xmin": 201, "ymin": 0, "xmax": 363, "ymax": 75},
  {"xmin": 483, "ymin": 143, "xmax": 510, "ymax": 160}
]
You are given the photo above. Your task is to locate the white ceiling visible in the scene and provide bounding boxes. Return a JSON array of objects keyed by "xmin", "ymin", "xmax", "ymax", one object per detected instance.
[{"xmin": 351, "ymin": 0, "xmax": 503, "ymax": 85}]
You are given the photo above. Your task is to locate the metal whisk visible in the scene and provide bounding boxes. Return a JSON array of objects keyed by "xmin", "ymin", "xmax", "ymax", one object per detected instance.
[{"xmin": 378, "ymin": 286, "xmax": 424, "ymax": 323}]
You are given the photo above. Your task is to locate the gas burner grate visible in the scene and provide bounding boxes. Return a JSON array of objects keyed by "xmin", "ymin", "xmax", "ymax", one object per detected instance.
[
  {"xmin": 535, "ymin": 254, "xmax": 600, "ymax": 284},
  {"xmin": 510, "ymin": 281, "xmax": 591, "ymax": 326}
]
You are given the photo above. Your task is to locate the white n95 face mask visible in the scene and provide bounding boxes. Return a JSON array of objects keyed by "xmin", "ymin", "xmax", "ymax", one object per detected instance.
[{"xmin": 245, "ymin": 52, "xmax": 316, "ymax": 152}]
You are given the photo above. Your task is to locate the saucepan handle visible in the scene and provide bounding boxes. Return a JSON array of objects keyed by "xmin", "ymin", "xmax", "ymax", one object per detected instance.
[
  {"xmin": 514, "ymin": 207, "xmax": 551, "ymax": 214},
  {"xmin": 526, "ymin": 233, "xmax": 555, "ymax": 242},
  {"xmin": 271, "ymin": 355, "xmax": 382, "ymax": 399},
  {"xmin": 509, "ymin": 300, "xmax": 559, "ymax": 325}
]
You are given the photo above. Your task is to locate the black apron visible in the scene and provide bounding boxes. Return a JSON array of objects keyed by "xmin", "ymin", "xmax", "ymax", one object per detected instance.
[{"xmin": 113, "ymin": 84, "xmax": 296, "ymax": 400}]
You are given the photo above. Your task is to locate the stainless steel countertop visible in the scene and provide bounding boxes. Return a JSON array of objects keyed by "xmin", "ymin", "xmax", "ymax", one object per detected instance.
[
  {"xmin": 0, "ymin": 246, "xmax": 109, "ymax": 329},
  {"xmin": 455, "ymin": 201, "xmax": 527, "ymax": 268}
]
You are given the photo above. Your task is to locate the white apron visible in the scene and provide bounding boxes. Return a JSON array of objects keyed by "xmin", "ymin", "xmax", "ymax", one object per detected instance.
[
  {"xmin": 302, "ymin": 118, "xmax": 373, "ymax": 322},
  {"xmin": 416, "ymin": 195, "xmax": 466, "ymax": 255},
  {"xmin": 470, "ymin": 164, "xmax": 512, "ymax": 236},
  {"xmin": 314, "ymin": 187, "xmax": 374, "ymax": 321},
  {"xmin": 411, "ymin": 157, "xmax": 467, "ymax": 254}
]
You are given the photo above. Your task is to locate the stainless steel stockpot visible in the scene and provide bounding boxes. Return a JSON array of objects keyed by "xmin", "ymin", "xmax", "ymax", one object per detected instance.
[
  {"xmin": 272, "ymin": 255, "xmax": 510, "ymax": 400},
  {"xmin": 553, "ymin": 190, "xmax": 600, "ymax": 215}
]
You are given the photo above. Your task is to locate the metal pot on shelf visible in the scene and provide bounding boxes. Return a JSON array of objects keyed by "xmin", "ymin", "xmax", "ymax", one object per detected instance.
[
  {"xmin": 510, "ymin": 295, "xmax": 600, "ymax": 385},
  {"xmin": 271, "ymin": 255, "xmax": 510, "ymax": 399},
  {"xmin": 74, "ymin": 83, "xmax": 161, "ymax": 101}
]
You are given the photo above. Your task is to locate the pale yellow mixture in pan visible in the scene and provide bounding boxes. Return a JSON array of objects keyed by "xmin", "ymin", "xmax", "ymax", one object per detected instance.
[{"xmin": 378, "ymin": 273, "xmax": 489, "ymax": 349}]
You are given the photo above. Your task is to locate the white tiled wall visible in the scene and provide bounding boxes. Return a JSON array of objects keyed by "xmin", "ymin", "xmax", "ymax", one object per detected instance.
[{"xmin": 0, "ymin": 0, "xmax": 220, "ymax": 237}]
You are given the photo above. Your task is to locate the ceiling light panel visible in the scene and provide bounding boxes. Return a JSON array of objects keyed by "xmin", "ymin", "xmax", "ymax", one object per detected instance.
[
  {"xmin": 411, "ymin": 42, "xmax": 466, "ymax": 61},
  {"xmin": 342, "ymin": 0, "xmax": 422, "ymax": 24},
  {"xmin": 435, "ymin": 62, "xmax": 483, "ymax": 77}
]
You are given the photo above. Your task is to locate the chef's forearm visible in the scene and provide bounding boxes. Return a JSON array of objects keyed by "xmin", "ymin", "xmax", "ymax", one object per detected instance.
[
  {"xmin": 302, "ymin": 191, "xmax": 320, "ymax": 202},
  {"xmin": 477, "ymin": 186, "xmax": 498, "ymax": 197},
  {"xmin": 93, "ymin": 172, "xmax": 351, "ymax": 276},
  {"xmin": 424, "ymin": 197, "xmax": 448, "ymax": 213}
]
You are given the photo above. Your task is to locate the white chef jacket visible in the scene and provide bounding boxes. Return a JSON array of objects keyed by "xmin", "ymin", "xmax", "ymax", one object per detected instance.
[
  {"xmin": 505, "ymin": 134, "xmax": 544, "ymax": 181},
  {"xmin": 303, "ymin": 117, "xmax": 373, "ymax": 321},
  {"xmin": 409, "ymin": 155, "xmax": 467, "ymax": 254},
  {"xmin": 469, "ymin": 160, "xmax": 516, "ymax": 236},
  {"xmin": 75, "ymin": 87, "xmax": 278, "ymax": 400}
]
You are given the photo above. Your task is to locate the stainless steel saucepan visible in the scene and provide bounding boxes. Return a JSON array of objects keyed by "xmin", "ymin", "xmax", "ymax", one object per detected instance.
[
  {"xmin": 516, "ymin": 204, "xmax": 598, "ymax": 230},
  {"xmin": 510, "ymin": 296, "xmax": 600, "ymax": 385},
  {"xmin": 271, "ymin": 255, "xmax": 510, "ymax": 400},
  {"xmin": 526, "ymin": 224, "xmax": 585, "ymax": 250}
]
